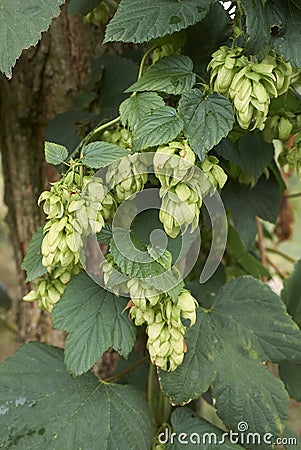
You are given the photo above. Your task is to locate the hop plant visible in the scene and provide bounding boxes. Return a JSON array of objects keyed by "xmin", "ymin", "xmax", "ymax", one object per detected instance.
[
  {"xmin": 154, "ymin": 144, "xmax": 227, "ymax": 238},
  {"xmin": 263, "ymin": 114, "xmax": 294, "ymax": 143},
  {"xmin": 25, "ymin": 164, "xmax": 117, "ymax": 311},
  {"xmin": 159, "ymin": 182, "xmax": 202, "ymax": 238},
  {"xmin": 128, "ymin": 278, "xmax": 197, "ymax": 371},
  {"xmin": 153, "ymin": 140, "xmax": 202, "ymax": 238},
  {"xmin": 208, "ymin": 46, "xmax": 244, "ymax": 94},
  {"xmin": 208, "ymin": 46, "xmax": 292, "ymax": 130},
  {"xmin": 23, "ymin": 264, "xmax": 81, "ymax": 311},
  {"xmin": 279, "ymin": 132, "xmax": 301, "ymax": 177},
  {"xmin": 153, "ymin": 140, "xmax": 195, "ymax": 189},
  {"xmin": 39, "ymin": 173, "xmax": 116, "ymax": 272},
  {"xmin": 100, "ymin": 254, "xmax": 129, "ymax": 296},
  {"xmin": 83, "ymin": 2, "xmax": 110, "ymax": 27},
  {"xmin": 102, "ymin": 127, "xmax": 132, "ymax": 149},
  {"xmin": 152, "ymin": 44, "xmax": 177, "ymax": 64},
  {"xmin": 106, "ymin": 153, "xmax": 148, "ymax": 203},
  {"xmin": 199, "ymin": 156, "xmax": 228, "ymax": 193}
]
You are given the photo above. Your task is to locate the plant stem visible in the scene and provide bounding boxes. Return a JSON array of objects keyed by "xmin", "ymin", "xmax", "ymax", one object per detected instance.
[
  {"xmin": 265, "ymin": 255, "xmax": 287, "ymax": 278},
  {"xmin": 256, "ymin": 217, "xmax": 267, "ymax": 268},
  {"xmin": 285, "ymin": 191, "xmax": 301, "ymax": 199},
  {"xmin": 68, "ymin": 115, "xmax": 120, "ymax": 161},
  {"xmin": 138, "ymin": 46, "xmax": 155, "ymax": 80},
  {"xmin": 148, "ymin": 362, "xmax": 156, "ymax": 411},
  {"xmin": 265, "ymin": 247, "xmax": 297, "ymax": 264},
  {"xmin": 195, "ymin": 73, "xmax": 209, "ymax": 86},
  {"xmin": 103, "ymin": 356, "xmax": 147, "ymax": 383},
  {"xmin": 162, "ymin": 396, "xmax": 172, "ymax": 424}
]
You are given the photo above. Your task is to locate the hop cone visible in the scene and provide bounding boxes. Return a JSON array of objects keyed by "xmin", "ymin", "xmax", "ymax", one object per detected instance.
[
  {"xmin": 154, "ymin": 140, "xmax": 195, "ymax": 189},
  {"xmin": 208, "ymin": 46, "xmax": 292, "ymax": 130},
  {"xmin": 23, "ymin": 264, "xmax": 81, "ymax": 311},
  {"xmin": 208, "ymin": 46, "xmax": 244, "ymax": 94},
  {"xmin": 102, "ymin": 127, "xmax": 132, "ymax": 149},
  {"xmin": 128, "ymin": 277, "xmax": 197, "ymax": 371},
  {"xmin": 106, "ymin": 153, "xmax": 148, "ymax": 203}
]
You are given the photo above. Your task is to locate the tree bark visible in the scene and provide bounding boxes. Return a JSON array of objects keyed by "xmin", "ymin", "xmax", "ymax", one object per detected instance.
[{"xmin": 0, "ymin": 5, "xmax": 102, "ymax": 345}]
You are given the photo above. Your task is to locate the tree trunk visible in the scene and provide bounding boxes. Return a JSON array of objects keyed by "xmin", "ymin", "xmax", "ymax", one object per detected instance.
[{"xmin": 0, "ymin": 5, "xmax": 102, "ymax": 345}]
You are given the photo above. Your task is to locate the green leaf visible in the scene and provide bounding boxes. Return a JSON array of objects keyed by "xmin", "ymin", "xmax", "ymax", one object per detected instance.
[
  {"xmin": 187, "ymin": 264, "xmax": 226, "ymax": 309},
  {"xmin": 93, "ymin": 54, "xmax": 139, "ymax": 120},
  {"xmin": 96, "ymin": 223, "xmax": 113, "ymax": 243},
  {"xmin": 269, "ymin": 89, "xmax": 301, "ymax": 117},
  {"xmin": 240, "ymin": 0, "xmax": 270, "ymax": 59},
  {"xmin": 222, "ymin": 174, "xmax": 281, "ymax": 249},
  {"xmin": 120, "ymin": 92, "xmax": 165, "ymax": 130},
  {"xmin": 0, "ymin": 285, "xmax": 11, "ymax": 311},
  {"xmin": 0, "ymin": 342, "xmax": 153, "ymax": 450},
  {"xmin": 21, "ymin": 226, "xmax": 47, "ymax": 282},
  {"xmin": 216, "ymin": 133, "xmax": 274, "ymax": 183},
  {"xmin": 0, "ymin": 0, "xmax": 64, "ymax": 77},
  {"xmin": 132, "ymin": 106, "xmax": 183, "ymax": 150},
  {"xmin": 267, "ymin": 0, "xmax": 301, "ymax": 67},
  {"xmin": 82, "ymin": 141, "xmax": 130, "ymax": 168},
  {"xmin": 282, "ymin": 426, "xmax": 301, "ymax": 449},
  {"xmin": 212, "ymin": 352, "xmax": 288, "ymax": 448},
  {"xmin": 68, "ymin": 0, "xmax": 100, "ymax": 15},
  {"xmin": 131, "ymin": 209, "xmax": 183, "ymax": 263},
  {"xmin": 44, "ymin": 142, "xmax": 68, "ymax": 166},
  {"xmin": 227, "ymin": 226, "xmax": 271, "ymax": 279},
  {"xmin": 183, "ymin": 2, "xmax": 231, "ymax": 80},
  {"xmin": 52, "ymin": 272, "xmax": 136, "ymax": 376},
  {"xmin": 279, "ymin": 361, "xmax": 301, "ymax": 402},
  {"xmin": 104, "ymin": 0, "xmax": 212, "ymax": 44},
  {"xmin": 159, "ymin": 277, "xmax": 301, "ymax": 440},
  {"xmin": 110, "ymin": 230, "xmax": 167, "ymax": 279},
  {"xmin": 178, "ymin": 89, "xmax": 235, "ymax": 160},
  {"xmin": 166, "ymin": 407, "xmax": 245, "ymax": 449},
  {"xmin": 109, "ymin": 229, "xmax": 184, "ymax": 301},
  {"xmin": 281, "ymin": 259, "xmax": 301, "ymax": 327},
  {"xmin": 126, "ymin": 55, "xmax": 196, "ymax": 95}
]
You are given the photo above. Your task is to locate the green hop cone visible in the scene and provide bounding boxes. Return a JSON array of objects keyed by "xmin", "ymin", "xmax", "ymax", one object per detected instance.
[
  {"xmin": 83, "ymin": 2, "xmax": 110, "ymax": 26},
  {"xmin": 208, "ymin": 46, "xmax": 244, "ymax": 94},
  {"xmin": 279, "ymin": 132, "xmax": 301, "ymax": 177},
  {"xmin": 41, "ymin": 218, "xmax": 82, "ymax": 270},
  {"xmin": 228, "ymin": 62, "xmax": 275, "ymax": 130},
  {"xmin": 128, "ymin": 282, "xmax": 197, "ymax": 371},
  {"xmin": 177, "ymin": 289, "xmax": 198, "ymax": 325},
  {"xmin": 23, "ymin": 263, "xmax": 81, "ymax": 312},
  {"xmin": 278, "ymin": 116, "xmax": 293, "ymax": 141},
  {"xmin": 38, "ymin": 190, "xmax": 65, "ymax": 219},
  {"xmin": 128, "ymin": 278, "xmax": 161, "ymax": 306},
  {"xmin": 263, "ymin": 115, "xmax": 293, "ymax": 142},
  {"xmin": 147, "ymin": 322, "xmax": 185, "ymax": 371},
  {"xmin": 101, "ymin": 255, "xmax": 129, "ymax": 296},
  {"xmin": 102, "ymin": 127, "xmax": 132, "ymax": 149},
  {"xmin": 106, "ymin": 153, "xmax": 148, "ymax": 203},
  {"xmin": 200, "ymin": 156, "xmax": 227, "ymax": 193},
  {"xmin": 152, "ymin": 43, "xmax": 176, "ymax": 64},
  {"xmin": 210, "ymin": 46, "xmax": 293, "ymax": 130},
  {"xmin": 154, "ymin": 140, "xmax": 195, "ymax": 189},
  {"xmin": 159, "ymin": 182, "xmax": 202, "ymax": 238},
  {"xmin": 273, "ymin": 55, "xmax": 292, "ymax": 95},
  {"xmin": 39, "ymin": 170, "xmax": 115, "ymax": 274}
]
